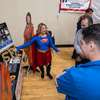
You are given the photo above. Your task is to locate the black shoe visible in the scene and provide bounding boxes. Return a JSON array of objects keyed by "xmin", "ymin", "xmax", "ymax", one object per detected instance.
[
  {"xmin": 41, "ymin": 73, "xmax": 44, "ymax": 78},
  {"xmin": 35, "ymin": 69, "xmax": 40, "ymax": 72},
  {"xmin": 47, "ymin": 74, "xmax": 53, "ymax": 79},
  {"xmin": 30, "ymin": 67, "xmax": 40, "ymax": 72},
  {"xmin": 39, "ymin": 65, "xmax": 44, "ymax": 78},
  {"xmin": 30, "ymin": 66, "xmax": 33, "ymax": 70},
  {"xmin": 30, "ymin": 66, "xmax": 40, "ymax": 72},
  {"xmin": 23, "ymin": 66, "xmax": 28, "ymax": 69}
]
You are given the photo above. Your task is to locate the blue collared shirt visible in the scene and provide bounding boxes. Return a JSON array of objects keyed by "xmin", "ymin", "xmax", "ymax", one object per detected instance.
[{"xmin": 57, "ymin": 60, "xmax": 100, "ymax": 100}]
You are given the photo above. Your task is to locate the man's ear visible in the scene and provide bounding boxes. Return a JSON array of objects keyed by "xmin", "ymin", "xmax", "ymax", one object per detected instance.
[{"xmin": 89, "ymin": 41, "xmax": 95, "ymax": 52}]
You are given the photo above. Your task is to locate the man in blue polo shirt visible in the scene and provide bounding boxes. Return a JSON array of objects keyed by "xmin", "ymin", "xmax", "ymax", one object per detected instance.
[{"xmin": 55, "ymin": 24, "xmax": 100, "ymax": 100}]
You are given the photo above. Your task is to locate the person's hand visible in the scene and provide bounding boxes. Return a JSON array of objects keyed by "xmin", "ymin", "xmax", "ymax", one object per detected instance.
[
  {"xmin": 57, "ymin": 52, "xmax": 60, "ymax": 55},
  {"xmin": 76, "ymin": 56, "xmax": 81, "ymax": 62},
  {"xmin": 13, "ymin": 48, "xmax": 17, "ymax": 52},
  {"xmin": 79, "ymin": 52, "xmax": 86, "ymax": 59},
  {"xmin": 54, "ymin": 71, "xmax": 66, "ymax": 87}
]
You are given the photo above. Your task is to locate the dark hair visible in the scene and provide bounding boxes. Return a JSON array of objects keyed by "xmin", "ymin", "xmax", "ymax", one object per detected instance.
[
  {"xmin": 82, "ymin": 16, "xmax": 93, "ymax": 26},
  {"xmin": 86, "ymin": 8, "xmax": 93, "ymax": 13},
  {"xmin": 82, "ymin": 24, "xmax": 100, "ymax": 48},
  {"xmin": 26, "ymin": 12, "xmax": 31, "ymax": 25}
]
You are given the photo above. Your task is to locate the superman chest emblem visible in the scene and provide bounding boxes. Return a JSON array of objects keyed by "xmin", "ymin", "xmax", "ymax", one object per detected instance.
[{"xmin": 41, "ymin": 39, "xmax": 48, "ymax": 44}]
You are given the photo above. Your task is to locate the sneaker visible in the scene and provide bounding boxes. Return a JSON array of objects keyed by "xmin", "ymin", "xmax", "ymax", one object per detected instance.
[{"xmin": 47, "ymin": 74, "xmax": 53, "ymax": 79}]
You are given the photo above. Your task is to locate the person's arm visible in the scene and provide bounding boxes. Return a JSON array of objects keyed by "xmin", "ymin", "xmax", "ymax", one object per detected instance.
[
  {"xmin": 79, "ymin": 52, "xmax": 86, "ymax": 59},
  {"xmin": 55, "ymin": 68, "xmax": 76, "ymax": 98},
  {"xmin": 74, "ymin": 30, "xmax": 82, "ymax": 54},
  {"xmin": 16, "ymin": 36, "xmax": 36, "ymax": 51},
  {"xmin": 77, "ymin": 18, "xmax": 82, "ymax": 31},
  {"xmin": 49, "ymin": 35, "xmax": 59, "ymax": 52},
  {"xmin": 76, "ymin": 55, "xmax": 82, "ymax": 62},
  {"xmin": 74, "ymin": 32, "xmax": 85, "ymax": 60}
]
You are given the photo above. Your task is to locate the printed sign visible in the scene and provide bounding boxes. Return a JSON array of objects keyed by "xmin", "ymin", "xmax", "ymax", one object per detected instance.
[
  {"xmin": 59, "ymin": 0, "xmax": 91, "ymax": 13},
  {"xmin": 0, "ymin": 23, "xmax": 17, "ymax": 62}
]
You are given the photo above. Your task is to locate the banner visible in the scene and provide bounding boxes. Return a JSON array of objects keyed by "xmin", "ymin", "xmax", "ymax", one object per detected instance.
[{"xmin": 59, "ymin": 0, "xmax": 91, "ymax": 13}]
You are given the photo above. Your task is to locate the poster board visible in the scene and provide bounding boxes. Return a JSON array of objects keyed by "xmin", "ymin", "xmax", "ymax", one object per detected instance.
[
  {"xmin": 59, "ymin": 0, "xmax": 91, "ymax": 13},
  {"xmin": 0, "ymin": 23, "xmax": 17, "ymax": 62}
]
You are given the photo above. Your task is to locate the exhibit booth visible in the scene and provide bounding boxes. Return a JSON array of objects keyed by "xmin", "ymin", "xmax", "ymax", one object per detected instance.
[{"xmin": 0, "ymin": 23, "xmax": 23, "ymax": 100}]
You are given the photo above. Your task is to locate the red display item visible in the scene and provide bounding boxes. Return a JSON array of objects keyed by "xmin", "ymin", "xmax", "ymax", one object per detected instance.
[
  {"xmin": 10, "ymin": 75, "xmax": 16, "ymax": 81},
  {"xmin": 0, "ymin": 62, "xmax": 12, "ymax": 100}
]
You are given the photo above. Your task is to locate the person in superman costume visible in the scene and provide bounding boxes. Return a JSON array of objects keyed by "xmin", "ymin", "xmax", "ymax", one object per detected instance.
[{"xmin": 14, "ymin": 23, "xmax": 60, "ymax": 79}]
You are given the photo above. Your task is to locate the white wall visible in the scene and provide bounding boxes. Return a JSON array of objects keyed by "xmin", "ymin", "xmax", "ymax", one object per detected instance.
[
  {"xmin": 91, "ymin": 0, "xmax": 100, "ymax": 22},
  {"xmin": 0, "ymin": 0, "xmax": 82, "ymax": 46}
]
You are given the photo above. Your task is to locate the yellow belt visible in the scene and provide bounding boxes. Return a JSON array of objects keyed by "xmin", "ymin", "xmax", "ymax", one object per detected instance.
[{"xmin": 37, "ymin": 49, "xmax": 49, "ymax": 53}]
